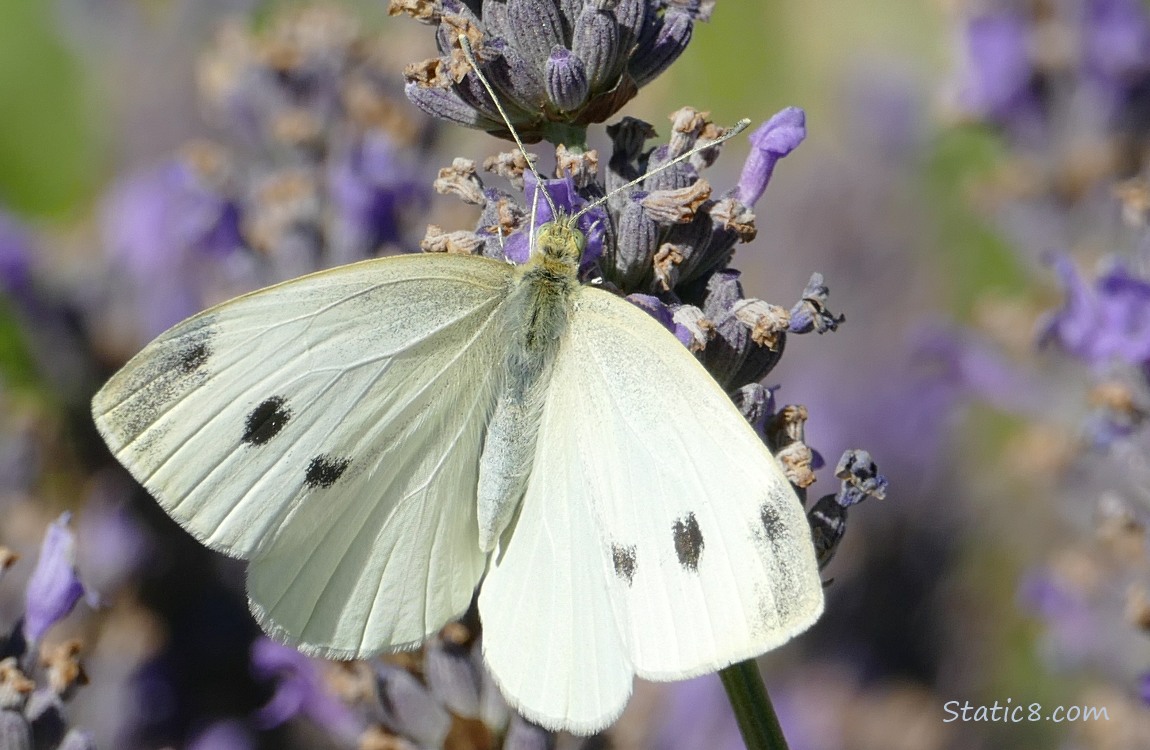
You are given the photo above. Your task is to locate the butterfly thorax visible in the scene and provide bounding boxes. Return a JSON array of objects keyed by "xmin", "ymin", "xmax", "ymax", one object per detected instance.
[{"xmin": 475, "ymin": 217, "xmax": 585, "ymax": 552}]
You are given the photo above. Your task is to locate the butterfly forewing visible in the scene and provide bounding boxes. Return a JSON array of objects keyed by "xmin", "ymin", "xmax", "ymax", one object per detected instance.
[{"xmin": 93, "ymin": 253, "xmax": 516, "ymax": 655}]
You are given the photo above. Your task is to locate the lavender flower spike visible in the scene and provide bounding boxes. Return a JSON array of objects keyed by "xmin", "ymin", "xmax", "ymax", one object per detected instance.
[
  {"xmin": 23, "ymin": 514, "xmax": 84, "ymax": 646},
  {"xmin": 735, "ymin": 107, "xmax": 806, "ymax": 207}
]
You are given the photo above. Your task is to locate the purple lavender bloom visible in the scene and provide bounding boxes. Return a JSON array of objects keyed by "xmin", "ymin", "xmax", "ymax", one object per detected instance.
[
  {"xmin": 328, "ymin": 131, "xmax": 427, "ymax": 264},
  {"xmin": 249, "ymin": 638, "xmax": 362, "ymax": 740},
  {"xmin": 0, "ymin": 211, "xmax": 32, "ymax": 300},
  {"xmin": 1141, "ymin": 673, "xmax": 1150, "ymax": 705},
  {"xmin": 653, "ymin": 675, "xmax": 744, "ymax": 750},
  {"xmin": 1039, "ymin": 254, "xmax": 1150, "ymax": 371},
  {"xmin": 23, "ymin": 514, "xmax": 85, "ymax": 646},
  {"xmin": 734, "ymin": 107, "xmax": 806, "ymax": 207},
  {"xmin": 75, "ymin": 486, "xmax": 152, "ymax": 606},
  {"xmin": 501, "ymin": 173, "xmax": 606, "ymax": 270},
  {"xmin": 186, "ymin": 720, "xmax": 255, "ymax": 750},
  {"xmin": 1083, "ymin": 0, "xmax": 1150, "ymax": 85},
  {"xmin": 397, "ymin": 0, "xmax": 707, "ymax": 143},
  {"xmin": 627, "ymin": 294, "xmax": 695, "ymax": 348},
  {"xmin": 958, "ymin": 12, "xmax": 1037, "ymax": 129},
  {"xmin": 1016, "ymin": 568, "xmax": 1117, "ymax": 668},
  {"xmin": 101, "ymin": 158, "xmax": 243, "ymax": 336}
]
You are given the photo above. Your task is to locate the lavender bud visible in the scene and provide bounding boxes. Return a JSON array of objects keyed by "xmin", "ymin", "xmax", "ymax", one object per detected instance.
[
  {"xmin": 834, "ymin": 449, "xmax": 888, "ymax": 506},
  {"xmin": 808, "ymin": 494, "xmax": 847, "ymax": 569},
  {"xmin": 404, "ymin": 79, "xmax": 503, "ymax": 130},
  {"xmin": 506, "ymin": 0, "xmax": 566, "ymax": 75},
  {"xmin": 731, "ymin": 383, "xmax": 775, "ymax": 429},
  {"xmin": 23, "ymin": 515, "xmax": 84, "ymax": 647},
  {"xmin": 573, "ymin": 6, "xmax": 622, "ymax": 89},
  {"xmin": 788, "ymin": 273, "xmax": 844, "ymax": 334},
  {"xmin": 606, "ymin": 116, "xmax": 657, "ymax": 189},
  {"xmin": 610, "ymin": 196, "xmax": 659, "ymax": 287},
  {"xmin": 629, "ymin": 8, "xmax": 693, "ymax": 87},
  {"xmin": 546, "ymin": 47, "xmax": 590, "ymax": 112}
]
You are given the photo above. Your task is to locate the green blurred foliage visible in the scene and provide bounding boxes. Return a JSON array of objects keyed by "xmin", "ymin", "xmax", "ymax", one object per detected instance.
[{"xmin": 0, "ymin": 0, "xmax": 101, "ymax": 218}]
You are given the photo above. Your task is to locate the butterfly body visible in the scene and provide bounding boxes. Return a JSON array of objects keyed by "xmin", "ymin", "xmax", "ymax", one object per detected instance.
[
  {"xmin": 478, "ymin": 217, "xmax": 582, "ymax": 551},
  {"xmin": 92, "ymin": 213, "xmax": 823, "ymax": 733}
]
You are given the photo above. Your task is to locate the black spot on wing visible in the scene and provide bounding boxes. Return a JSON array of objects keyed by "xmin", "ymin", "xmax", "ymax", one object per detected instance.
[
  {"xmin": 96, "ymin": 316, "xmax": 218, "ymax": 441},
  {"xmin": 304, "ymin": 455, "xmax": 351, "ymax": 489},
  {"xmin": 672, "ymin": 512, "xmax": 704, "ymax": 571},
  {"xmin": 242, "ymin": 397, "xmax": 292, "ymax": 445},
  {"xmin": 612, "ymin": 543, "xmax": 637, "ymax": 585},
  {"xmin": 177, "ymin": 341, "xmax": 211, "ymax": 374},
  {"xmin": 760, "ymin": 504, "xmax": 785, "ymax": 541}
]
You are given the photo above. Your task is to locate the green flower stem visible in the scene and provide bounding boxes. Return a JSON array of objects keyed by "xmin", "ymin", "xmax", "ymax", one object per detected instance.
[
  {"xmin": 718, "ymin": 660, "xmax": 790, "ymax": 750},
  {"xmin": 540, "ymin": 122, "xmax": 588, "ymax": 151}
]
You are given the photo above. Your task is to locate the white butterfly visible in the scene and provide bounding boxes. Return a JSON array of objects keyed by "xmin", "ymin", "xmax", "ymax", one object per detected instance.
[
  {"xmin": 91, "ymin": 207, "xmax": 823, "ymax": 732},
  {"xmin": 92, "ymin": 39, "xmax": 823, "ymax": 736}
]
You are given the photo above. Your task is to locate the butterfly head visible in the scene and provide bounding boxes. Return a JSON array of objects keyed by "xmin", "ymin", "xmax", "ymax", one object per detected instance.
[{"xmin": 534, "ymin": 213, "xmax": 586, "ymax": 272}]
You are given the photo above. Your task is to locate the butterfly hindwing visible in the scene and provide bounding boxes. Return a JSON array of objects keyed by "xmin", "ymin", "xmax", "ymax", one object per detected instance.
[
  {"xmin": 480, "ymin": 285, "xmax": 823, "ymax": 729},
  {"xmin": 93, "ymin": 253, "xmax": 515, "ymax": 656}
]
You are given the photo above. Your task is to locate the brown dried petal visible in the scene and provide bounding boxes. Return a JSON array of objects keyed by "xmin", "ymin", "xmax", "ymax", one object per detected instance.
[
  {"xmin": 404, "ymin": 58, "xmax": 449, "ymax": 87},
  {"xmin": 653, "ymin": 243, "xmax": 685, "ymax": 292},
  {"xmin": 671, "ymin": 304, "xmax": 712, "ymax": 353},
  {"xmin": 555, "ymin": 144, "xmax": 599, "ymax": 188},
  {"xmin": 765, "ymin": 404, "xmax": 809, "ymax": 454},
  {"xmin": 41, "ymin": 640, "xmax": 88, "ymax": 696},
  {"xmin": 776, "ymin": 441, "xmax": 816, "ymax": 489},
  {"xmin": 731, "ymin": 298, "xmax": 790, "ymax": 350},
  {"xmin": 640, "ymin": 178, "xmax": 711, "ymax": 223},
  {"xmin": 0, "ymin": 659, "xmax": 34, "ymax": 711},
  {"xmin": 387, "ymin": 0, "xmax": 441, "ymax": 23},
  {"xmin": 483, "ymin": 151, "xmax": 536, "ymax": 191},
  {"xmin": 421, "ymin": 226, "xmax": 486, "ymax": 255},
  {"xmin": 434, "ymin": 158, "xmax": 486, "ymax": 205},
  {"xmin": 709, "ymin": 196, "xmax": 757, "ymax": 242},
  {"xmin": 668, "ymin": 106, "xmax": 709, "ymax": 156}
]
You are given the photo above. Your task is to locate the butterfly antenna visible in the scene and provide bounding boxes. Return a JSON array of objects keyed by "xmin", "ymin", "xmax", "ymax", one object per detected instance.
[
  {"xmin": 572, "ymin": 118, "xmax": 752, "ymax": 222},
  {"xmin": 458, "ymin": 34, "xmax": 559, "ymax": 220}
]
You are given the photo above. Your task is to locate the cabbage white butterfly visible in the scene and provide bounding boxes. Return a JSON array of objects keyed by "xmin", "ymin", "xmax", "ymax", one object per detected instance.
[{"xmin": 91, "ymin": 37, "xmax": 823, "ymax": 735}]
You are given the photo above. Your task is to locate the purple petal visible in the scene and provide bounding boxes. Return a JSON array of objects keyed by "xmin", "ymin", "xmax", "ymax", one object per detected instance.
[
  {"xmin": 1040, "ymin": 254, "xmax": 1150, "ymax": 369},
  {"xmin": 0, "ymin": 211, "xmax": 32, "ymax": 299},
  {"xmin": 250, "ymin": 638, "xmax": 362, "ymax": 738},
  {"xmin": 958, "ymin": 12, "xmax": 1035, "ymax": 124},
  {"xmin": 735, "ymin": 107, "xmax": 806, "ymax": 207},
  {"xmin": 23, "ymin": 514, "xmax": 85, "ymax": 645},
  {"xmin": 76, "ymin": 485, "xmax": 152, "ymax": 606},
  {"xmin": 101, "ymin": 159, "xmax": 244, "ymax": 335},
  {"xmin": 627, "ymin": 294, "xmax": 694, "ymax": 348},
  {"xmin": 1083, "ymin": 0, "xmax": 1150, "ymax": 82},
  {"xmin": 508, "ymin": 174, "xmax": 607, "ymax": 271},
  {"xmin": 327, "ymin": 131, "xmax": 425, "ymax": 263}
]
